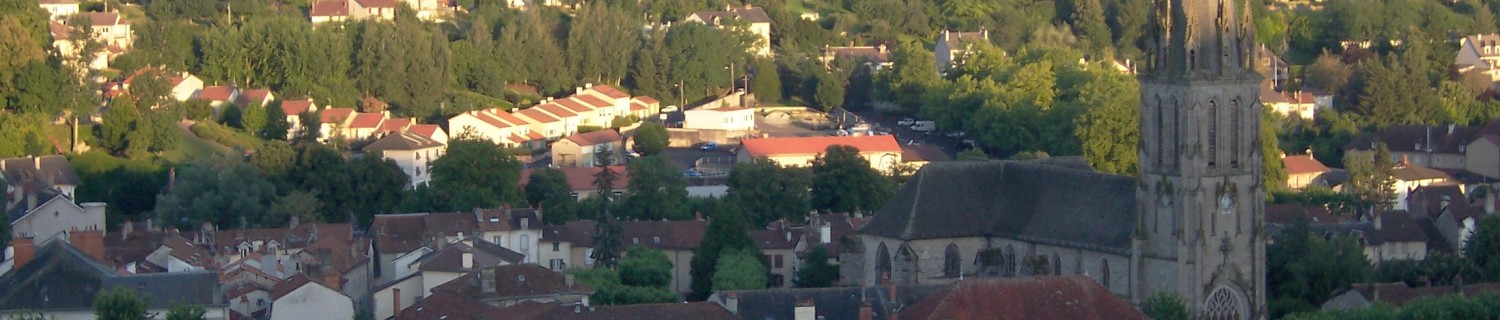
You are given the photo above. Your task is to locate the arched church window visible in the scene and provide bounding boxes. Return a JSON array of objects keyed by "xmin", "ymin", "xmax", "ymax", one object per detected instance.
[
  {"xmin": 1052, "ymin": 253, "xmax": 1062, "ymax": 275},
  {"xmin": 1231, "ymin": 98, "xmax": 1241, "ymax": 167},
  {"xmin": 1208, "ymin": 100, "xmax": 1218, "ymax": 168},
  {"xmin": 876, "ymin": 243, "xmax": 891, "ymax": 282},
  {"xmin": 1100, "ymin": 259, "xmax": 1111, "ymax": 289},
  {"xmin": 944, "ymin": 243, "xmax": 961, "ymax": 278},
  {"xmin": 1155, "ymin": 96, "xmax": 1165, "ymax": 167},
  {"xmin": 1004, "ymin": 245, "xmax": 1017, "ymax": 277},
  {"xmin": 1204, "ymin": 287, "xmax": 1247, "ymax": 320}
]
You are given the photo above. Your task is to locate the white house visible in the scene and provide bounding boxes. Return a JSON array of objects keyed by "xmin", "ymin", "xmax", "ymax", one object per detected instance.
[
  {"xmin": 408, "ymin": 124, "xmax": 448, "ymax": 145},
  {"xmin": 279, "ymin": 99, "xmax": 318, "ymax": 140},
  {"xmin": 318, "ymin": 108, "xmax": 355, "ymax": 142},
  {"xmin": 144, "ymin": 236, "xmax": 215, "ymax": 273},
  {"xmin": 447, "ymin": 108, "xmax": 542, "ymax": 148},
  {"xmin": 683, "ymin": 107, "xmax": 756, "ymax": 131},
  {"xmin": 737, "ymin": 135, "xmax": 903, "ymax": 173},
  {"xmin": 84, "ymin": 11, "xmax": 131, "ymax": 49},
  {"xmin": 268, "ymin": 275, "xmax": 353, "ymax": 320},
  {"xmin": 309, "ymin": 0, "xmax": 350, "ymax": 24},
  {"xmin": 196, "ymin": 86, "xmax": 239, "ymax": 109},
  {"xmin": 362, "ymin": 131, "xmax": 446, "ymax": 188},
  {"xmin": 1392, "ymin": 161, "xmax": 1457, "ymax": 211},
  {"xmin": 551, "ymin": 130, "xmax": 625, "ymax": 168},
  {"xmin": 1456, "ymin": 34, "xmax": 1500, "ymax": 86},
  {"xmin": 1262, "ymin": 83, "xmax": 1318, "ymax": 120},
  {"xmin": 935, "ymin": 29, "xmax": 989, "ymax": 71},
  {"xmin": 37, "ymin": 0, "xmax": 79, "ymax": 21}
]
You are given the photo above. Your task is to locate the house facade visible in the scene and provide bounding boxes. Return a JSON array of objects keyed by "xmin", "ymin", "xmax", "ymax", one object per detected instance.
[
  {"xmin": 1456, "ymin": 34, "xmax": 1500, "ymax": 86},
  {"xmin": 519, "ymin": 166, "xmax": 628, "ymax": 201},
  {"xmin": 1281, "ymin": 153, "xmax": 1331, "ymax": 190},
  {"xmin": 683, "ymin": 107, "xmax": 756, "ymax": 131},
  {"xmin": 685, "ymin": 5, "xmax": 773, "ymax": 57},
  {"xmin": 269, "ymin": 275, "xmax": 354, "ymax": 320},
  {"xmin": 551, "ymin": 130, "xmax": 625, "ymax": 168},
  {"xmin": 934, "ymin": 29, "xmax": 988, "ymax": 71},
  {"xmin": 363, "ymin": 132, "xmax": 446, "ymax": 188}
]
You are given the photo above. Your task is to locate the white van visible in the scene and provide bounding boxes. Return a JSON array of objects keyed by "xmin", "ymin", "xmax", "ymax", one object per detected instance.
[{"xmin": 910, "ymin": 121, "xmax": 936, "ymax": 132}]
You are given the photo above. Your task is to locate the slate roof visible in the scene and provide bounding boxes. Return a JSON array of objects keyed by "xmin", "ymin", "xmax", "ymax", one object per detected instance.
[
  {"xmin": 372, "ymin": 209, "xmax": 543, "ymax": 254},
  {"xmin": 721, "ymin": 285, "xmax": 945, "ymax": 320},
  {"xmin": 0, "ymin": 241, "xmax": 117, "ymax": 312},
  {"xmin": 824, "ymin": 45, "xmax": 891, "ymax": 63},
  {"xmin": 491, "ymin": 301, "xmax": 736, "ymax": 320},
  {"xmin": 6, "ymin": 188, "xmax": 67, "ymax": 225},
  {"xmin": 1393, "ymin": 164, "xmax": 1452, "ymax": 181},
  {"xmin": 85, "ymin": 11, "xmax": 125, "ymax": 27},
  {"xmin": 101, "ymin": 272, "xmax": 224, "ymax": 308},
  {"xmin": 741, "ymin": 136, "xmax": 901, "ymax": 157},
  {"xmin": 1331, "ymin": 282, "xmax": 1500, "ymax": 308},
  {"xmin": 621, "ymin": 220, "xmax": 709, "ymax": 251},
  {"xmin": 364, "ymin": 131, "xmax": 443, "ymax": 152},
  {"xmin": 562, "ymin": 129, "xmax": 623, "ymax": 146},
  {"xmin": 519, "ymin": 166, "xmax": 630, "ymax": 191},
  {"xmin": 473, "ymin": 239, "xmax": 526, "ymax": 263},
  {"xmin": 938, "ymin": 30, "xmax": 988, "ymax": 48},
  {"xmin": 395, "ymin": 291, "xmax": 497, "ymax": 320},
  {"xmin": 1348, "ymin": 120, "xmax": 1500, "ymax": 154},
  {"xmin": 860, "ymin": 160, "xmax": 1136, "ymax": 252},
  {"xmin": 750, "ymin": 229, "xmax": 800, "ymax": 250},
  {"xmin": 1, "ymin": 155, "xmax": 82, "ymax": 188},
  {"xmin": 1406, "ymin": 184, "xmax": 1469, "ymax": 219},
  {"xmin": 898, "ymin": 276, "xmax": 1147, "ymax": 320},
  {"xmin": 900, "ymin": 144, "xmax": 950, "ymax": 162},
  {"xmin": 431, "ymin": 264, "xmax": 593, "ymax": 301},
  {"xmin": 416, "ymin": 242, "xmax": 517, "ymax": 273},
  {"xmin": 541, "ymin": 220, "xmax": 597, "ymax": 247}
]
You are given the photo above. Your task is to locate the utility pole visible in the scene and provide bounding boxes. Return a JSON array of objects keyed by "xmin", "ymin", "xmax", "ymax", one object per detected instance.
[{"xmin": 678, "ymin": 80, "xmax": 685, "ymax": 108}]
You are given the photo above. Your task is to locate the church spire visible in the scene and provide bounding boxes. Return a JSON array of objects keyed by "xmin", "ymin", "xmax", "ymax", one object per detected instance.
[{"xmin": 1145, "ymin": 0, "xmax": 1257, "ymax": 79}]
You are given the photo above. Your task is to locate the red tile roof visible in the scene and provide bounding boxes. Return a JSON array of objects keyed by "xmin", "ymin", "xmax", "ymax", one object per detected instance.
[
  {"xmin": 535, "ymin": 103, "xmax": 578, "ymax": 118},
  {"xmin": 562, "ymin": 129, "xmax": 622, "ymax": 146},
  {"xmin": 520, "ymin": 166, "xmax": 629, "ymax": 191},
  {"xmin": 508, "ymin": 135, "xmax": 528, "ymax": 144},
  {"xmin": 355, "ymin": 0, "xmax": 398, "ymax": 8},
  {"xmin": 632, "ymin": 96, "xmax": 659, "ymax": 104},
  {"xmin": 491, "ymin": 301, "xmax": 735, "ymax": 320},
  {"xmin": 198, "ymin": 86, "xmax": 236, "ymax": 101},
  {"xmin": 741, "ymin": 135, "xmax": 901, "ymax": 157},
  {"xmin": 589, "ymin": 85, "xmax": 631, "ymax": 99},
  {"xmin": 310, "ymin": 0, "xmax": 349, "ymax": 17},
  {"xmin": 516, "ymin": 108, "xmax": 560, "ymax": 124},
  {"xmin": 238, "ymin": 89, "xmax": 272, "ymax": 105},
  {"xmin": 49, "ymin": 21, "xmax": 69, "ymax": 40},
  {"xmin": 348, "ymin": 113, "xmax": 385, "ymax": 129},
  {"xmin": 281, "ymin": 99, "xmax": 314, "ymax": 115},
  {"xmin": 899, "ymin": 276, "xmax": 1147, "ymax": 320},
  {"xmin": 575, "ymin": 95, "xmax": 613, "ymax": 110},
  {"xmin": 321, "ymin": 108, "xmax": 356, "ymax": 124},
  {"xmin": 555, "ymin": 98, "xmax": 593, "ymax": 113},
  {"xmin": 86, "ymin": 11, "xmax": 124, "ymax": 27},
  {"xmin": 1282, "ymin": 154, "xmax": 1330, "ymax": 175},
  {"xmin": 492, "ymin": 110, "xmax": 528, "ymax": 125},
  {"xmin": 371, "ymin": 214, "xmax": 429, "ymax": 254},
  {"xmin": 629, "ymin": 102, "xmax": 648, "ymax": 112},
  {"xmin": 409, "ymin": 124, "xmax": 442, "ymax": 139},
  {"xmin": 431, "ymin": 264, "xmax": 594, "ymax": 301},
  {"xmin": 382, "ymin": 118, "xmax": 412, "ymax": 133},
  {"xmin": 526, "ymin": 131, "xmax": 546, "ymax": 140}
]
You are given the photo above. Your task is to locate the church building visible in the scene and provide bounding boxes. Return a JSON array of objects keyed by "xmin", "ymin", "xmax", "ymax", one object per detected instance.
[{"xmin": 847, "ymin": 0, "xmax": 1268, "ymax": 318}]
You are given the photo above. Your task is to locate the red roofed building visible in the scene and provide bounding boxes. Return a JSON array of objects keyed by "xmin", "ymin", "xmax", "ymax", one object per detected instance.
[
  {"xmin": 1263, "ymin": 82, "xmax": 1319, "ymax": 120},
  {"xmin": 448, "ymin": 108, "xmax": 541, "ymax": 149},
  {"xmin": 309, "ymin": 0, "xmax": 350, "ymax": 24},
  {"xmin": 408, "ymin": 124, "xmax": 449, "ymax": 145},
  {"xmin": 197, "ymin": 85, "xmax": 240, "ymax": 109},
  {"xmin": 236, "ymin": 89, "xmax": 275, "ymax": 108},
  {"xmin": 318, "ymin": 108, "xmax": 357, "ymax": 142},
  {"xmin": 898, "ymin": 276, "xmax": 1148, "ymax": 320},
  {"xmin": 351, "ymin": 0, "xmax": 397, "ymax": 20},
  {"xmin": 83, "ymin": 11, "xmax": 132, "ymax": 49},
  {"xmin": 519, "ymin": 166, "xmax": 629, "ymax": 200},
  {"xmin": 551, "ymin": 130, "xmax": 624, "ymax": 168},
  {"xmin": 738, "ymin": 135, "xmax": 902, "ymax": 173},
  {"xmin": 279, "ymin": 99, "xmax": 318, "ymax": 140},
  {"xmin": 1281, "ymin": 152, "xmax": 1332, "ymax": 189},
  {"xmin": 346, "ymin": 112, "xmax": 388, "ymax": 140}
]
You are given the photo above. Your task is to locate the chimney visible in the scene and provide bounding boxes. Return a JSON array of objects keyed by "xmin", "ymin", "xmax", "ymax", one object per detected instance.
[
  {"xmin": 521, "ymin": 217, "xmax": 530, "ymax": 231},
  {"xmin": 585, "ymin": 83, "xmax": 593, "ymax": 89},
  {"xmin": 69, "ymin": 226, "xmax": 106, "ymax": 262},
  {"xmin": 566, "ymin": 274, "xmax": 576, "ymax": 288},
  {"xmin": 11, "ymin": 236, "xmax": 35, "ymax": 269},
  {"xmin": 122, "ymin": 220, "xmax": 133, "ymax": 239},
  {"xmin": 794, "ymin": 298, "xmax": 816, "ymax": 320},
  {"xmin": 32, "ymin": 156, "xmax": 41, "ymax": 171},
  {"xmin": 819, "ymin": 223, "xmax": 831, "ymax": 244},
  {"xmin": 576, "ymin": 87, "xmax": 584, "ymax": 95},
  {"xmin": 392, "ymin": 288, "xmax": 403, "ymax": 318},
  {"xmin": 785, "ymin": 230, "xmax": 792, "ymax": 242},
  {"xmin": 858, "ymin": 301, "xmax": 873, "ymax": 320},
  {"xmin": 462, "ymin": 250, "xmax": 474, "ymax": 270}
]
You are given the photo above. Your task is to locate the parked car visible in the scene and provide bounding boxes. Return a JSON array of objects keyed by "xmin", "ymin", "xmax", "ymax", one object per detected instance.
[
  {"xmin": 699, "ymin": 142, "xmax": 718, "ymax": 151},
  {"xmin": 910, "ymin": 121, "xmax": 937, "ymax": 132},
  {"xmin": 684, "ymin": 168, "xmax": 703, "ymax": 178},
  {"xmin": 897, "ymin": 118, "xmax": 916, "ymax": 126}
]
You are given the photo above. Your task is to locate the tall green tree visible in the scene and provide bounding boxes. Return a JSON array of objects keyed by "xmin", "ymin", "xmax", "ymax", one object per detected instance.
[
  {"xmin": 619, "ymin": 246, "xmax": 673, "ymax": 288},
  {"xmin": 155, "ymin": 156, "xmax": 282, "ymax": 230},
  {"xmin": 810, "ymin": 145, "xmax": 894, "ymax": 214},
  {"xmin": 712, "ymin": 248, "xmax": 768, "ymax": 291},
  {"xmin": 621, "ymin": 155, "xmax": 690, "ymax": 221},
  {"xmin": 750, "ymin": 59, "xmax": 782, "ymax": 103},
  {"xmin": 689, "ymin": 204, "xmax": 756, "ymax": 299},
  {"xmin": 525, "ymin": 167, "xmax": 576, "ymax": 224},
  {"xmin": 347, "ymin": 153, "xmax": 408, "ymax": 226},
  {"xmin": 94, "ymin": 288, "xmax": 149, "ymax": 320},
  {"xmin": 632, "ymin": 122, "xmax": 669, "ymax": 156},
  {"xmin": 591, "ymin": 149, "xmax": 624, "ymax": 269},
  {"xmin": 166, "ymin": 304, "xmax": 206, "ymax": 320},
  {"xmin": 264, "ymin": 101, "xmax": 290, "ymax": 140},
  {"xmin": 1139, "ymin": 292, "xmax": 1189, "ymax": 320},
  {"xmin": 794, "ymin": 246, "xmax": 838, "ymax": 288},
  {"xmin": 877, "ymin": 41, "xmax": 942, "ymax": 111},
  {"xmin": 241, "ymin": 103, "xmax": 269, "ymax": 136},
  {"xmin": 812, "ymin": 72, "xmax": 846, "ymax": 112},
  {"xmin": 1466, "ymin": 215, "xmax": 1500, "ymax": 277},
  {"xmin": 1073, "ymin": 69, "xmax": 1140, "ymax": 175},
  {"xmin": 428, "ymin": 138, "xmax": 524, "ymax": 210},
  {"xmin": 1343, "ymin": 143, "xmax": 1396, "ymax": 214},
  {"xmin": 1267, "ymin": 217, "xmax": 1372, "ymax": 317},
  {"xmin": 567, "ymin": 2, "xmax": 641, "ymax": 84},
  {"xmin": 1068, "ymin": 0, "xmax": 1111, "ymax": 51},
  {"xmin": 98, "ymin": 99, "xmax": 142, "ymax": 155},
  {"xmin": 725, "ymin": 159, "xmax": 811, "ymax": 226}
]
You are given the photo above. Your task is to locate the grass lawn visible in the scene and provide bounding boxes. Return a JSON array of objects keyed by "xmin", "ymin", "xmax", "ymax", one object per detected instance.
[{"xmin": 157, "ymin": 129, "xmax": 226, "ymax": 164}]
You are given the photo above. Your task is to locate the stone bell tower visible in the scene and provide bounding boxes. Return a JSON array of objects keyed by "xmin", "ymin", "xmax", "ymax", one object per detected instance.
[{"xmin": 1134, "ymin": 0, "xmax": 1266, "ymax": 317}]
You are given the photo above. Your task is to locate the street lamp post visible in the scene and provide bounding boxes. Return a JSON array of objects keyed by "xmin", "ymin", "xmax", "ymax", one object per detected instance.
[
  {"xmin": 726, "ymin": 62, "xmax": 736, "ymax": 93},
  {"xmin": 677, "ymin": 80, "xmax": 685, "ymax": 108}
]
